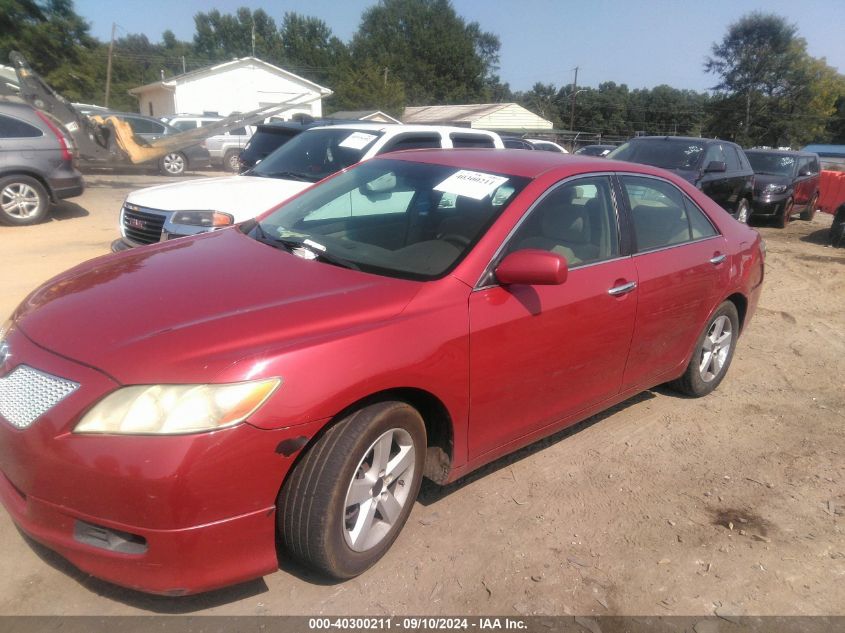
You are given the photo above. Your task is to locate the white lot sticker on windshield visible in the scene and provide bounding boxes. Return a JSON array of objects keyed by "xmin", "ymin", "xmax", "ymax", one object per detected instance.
[
  {"xmin": 339, "ymin": 132, "xmax": 378, "ymax": 150},
  {"xmin": 434, "ymin": 170, "xmax": 509, "ymax": 200}
]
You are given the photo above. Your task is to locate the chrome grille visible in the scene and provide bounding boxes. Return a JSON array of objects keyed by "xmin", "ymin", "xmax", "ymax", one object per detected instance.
[
  {"xmin": 122, "ymin": 206, "xmax": 166, "ymax": 245},
  {"xmin": 0, "ymin": 365, "xmax": 79, "ymax": 429}
]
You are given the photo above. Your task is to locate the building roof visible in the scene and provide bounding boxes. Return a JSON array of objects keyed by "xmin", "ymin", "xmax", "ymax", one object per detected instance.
[
  {"xmin": 326, "ymin": 110, "xmax": 402, "ymax": 124},
  {"xmin": 129, "ymin": 57, "xmax": 332, "ymax": 96}
]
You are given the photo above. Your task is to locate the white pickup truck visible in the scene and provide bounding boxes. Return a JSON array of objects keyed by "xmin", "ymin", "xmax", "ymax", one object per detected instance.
[{"xmin": 114, "ymin": 123, "xmax": 504, "ymax": 250}]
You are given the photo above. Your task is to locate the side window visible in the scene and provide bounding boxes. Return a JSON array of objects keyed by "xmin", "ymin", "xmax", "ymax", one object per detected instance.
[
  {"xmin": 724, "ymin": 146, "xmax": 742, "ymax": 171},
  {"xmin": 229, "ymin": 127, "xmax": 247, "ymax": 136},
  {"xmin": 622, "ymin": 176, "xmax": 717, "ymax": 251},
  {"xmin": 808, "ymin": 157, "xmax": 820, "ymax": 174},
  {"xmin": 380, "ymin": 134, "xmax": 441, "ymax": 152},
  {"xmin": 171, "ymin": 120, "xmax": 197, "ymax": 132},
  {"xmin": 124, "ymin": 117, "xmax": 161, "ymax": 135},
  {"xmin": 507, "ymin": 176, "xmax": 619, "ymax": 267},
  {"xmin": 450, "ymin": 133, "xmax": 495, "ymax": 149},
  {"xmin": 703, "ymin": 143, "xmax": 726, "ymax": 168},
  {"xmin": 0, "ymin": 114, "xmax": 43, "ymax": 138}
]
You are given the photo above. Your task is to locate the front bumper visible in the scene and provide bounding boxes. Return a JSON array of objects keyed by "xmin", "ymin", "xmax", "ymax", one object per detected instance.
[
  {"xmin": 751, "ymin": 193, "xmax": 789, "ymax": 217},
  {"xmin": 0, "ymin": 327, "xmax": 320, "ymax": 595}
]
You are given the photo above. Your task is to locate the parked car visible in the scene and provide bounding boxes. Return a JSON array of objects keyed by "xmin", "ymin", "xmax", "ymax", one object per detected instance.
[
  {"xmin": 502, "ymin": 136, "xmax": 535, "ymax": 150},
  {"xmin": 608, "ymin": 136, "xmax": 755, "ymax": 223},
  {"xmin": 80, "ymin": 112, "xmax": 211, "ymax": 176},
  {"xmin": 163, "ymin": 114, "xmax": 254, "ymax": 172},
  {"xmin": 501, "ymin": 137, "xmax": 568, "ymax": 152},
  {"xmin": 0, "ymin": 149, "xmax": 764, "ymax": 594},
  {"xmin": 0, "ymin": 100, "xmax": 84, "ymax": 225},
  {"xmin": 575, "ymin": 144, "xmax": 616, "ymax": 157},
  {"xmin": 744, "ymin": 149, "xmax": 820, "ymax": 227},
  {"xmin": 237, "ymin": 121, "xmax": 313, "ymax": 172},
  {"xmin": 113, "ymin": 124, "xmax": 504, "ymax": 250}
]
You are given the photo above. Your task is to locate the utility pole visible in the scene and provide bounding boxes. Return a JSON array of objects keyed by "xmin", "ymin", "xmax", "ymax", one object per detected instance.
[
  {"xmin": 569, "ymin": 66, "xmax": 579, "ymax": 132},
  {"xmin": 383, "ymin": 66, "xmax": 389, "ymax": 87},
  {"xmin": 181, "ymin": 56, "xmax": 186, "ymax": 74},
  {"xmin": 104, "ymin": 22, "xmax": 116, "ymax": 107},
  {"xmin": 251, "ymin": 21, "xmax": 256, "ymax": 57}
]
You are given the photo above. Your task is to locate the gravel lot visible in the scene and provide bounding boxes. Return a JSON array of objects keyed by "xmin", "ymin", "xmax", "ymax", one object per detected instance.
[{"xmin": 0, "ymin": 170, "xmax": 843, "ymax": 616}]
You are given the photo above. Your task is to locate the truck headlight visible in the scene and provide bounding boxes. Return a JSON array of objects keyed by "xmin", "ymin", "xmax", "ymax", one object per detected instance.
[
  {"xmin": 171, "ymin": 211, "xmax": 234, "ymax": 227},
  {"xmin": 74, "ymin": 378, "xmax": 281, "ymax": 435},
  {"xmin": 762, "ymin": 183, "xmax": 787, "ymax": 194}
]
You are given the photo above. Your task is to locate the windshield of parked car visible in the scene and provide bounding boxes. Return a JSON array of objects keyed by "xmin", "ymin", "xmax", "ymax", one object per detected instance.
[
  {"xmin": 609, "ymin": 139, "xmax": 706, "ymax": 170},
  {"xmin": 253, "ymin": 158, "xmax": 529, "ymax": 280},
  {"xmin": 746, "ymin": 152, "xmax": 796, "ymax": 177},
  {"xmin": 249, "ymin": 128, "xmax": 384, "ymax": 182}
]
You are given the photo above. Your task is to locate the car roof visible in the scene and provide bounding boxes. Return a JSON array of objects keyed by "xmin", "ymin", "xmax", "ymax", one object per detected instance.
[
  {"xmin": 629, "ymin": 135, "xmax": 735, "ymax": 146},
  {"xmin": 307, "ymin": 123, "xmax": 498, "ymax": 136},
  {"xmin": 376, "ymin": 148, "xmax": 644, "ymax": 179}
]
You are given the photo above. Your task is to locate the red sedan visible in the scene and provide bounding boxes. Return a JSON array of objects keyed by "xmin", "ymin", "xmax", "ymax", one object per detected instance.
[{"xmin": 0, "ymin": 150, "xmax": 764, "ymax": 595}]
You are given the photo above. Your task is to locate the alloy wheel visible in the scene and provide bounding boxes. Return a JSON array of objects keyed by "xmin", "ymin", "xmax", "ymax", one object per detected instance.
[
  {"xmin": 162, "ymin": 153, "xmax": 186, "ymax": 175},
  {"xmin": 343, "ymin": 427, "xmax": 416, "ymax": 552},
  {"xmin": 699, "ymin": 315, "xmax": 733, "ymax": 383},
  {"xmin": 1, "ymin": 182, "xmax": 40, "ymax": 219}
]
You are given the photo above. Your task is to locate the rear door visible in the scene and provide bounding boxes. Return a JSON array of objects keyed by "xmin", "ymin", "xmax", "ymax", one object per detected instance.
[
  {"xmin": 618, "ymin": 174, "xmax": 729, "ymax": 391},
  {"xmin": 793, "ymin": 156, "xmax": 818, "ymax": 209}
]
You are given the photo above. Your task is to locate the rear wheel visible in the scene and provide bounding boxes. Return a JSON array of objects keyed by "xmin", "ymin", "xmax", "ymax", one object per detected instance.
[
  {"xmin": 160, "ymin": 152, "xmax": 187, "ymax": 176},
  {"xmin": 670, "ymin": 301, "xmax": 739, "ymax": 397},
  {"xmin": 800, "ymin": 194, "xmax": 817, "ymax": 221},
  {"xmin": 0, "ymin": 175, "xmax": 49, "ymax": 226},
  {"xmin": 735, "ymin": 198, "xmax": 750, "ymax": 224},
  {"xmin": 831, "ymin": 212, "xmax": 845, "ymax": 247},
  {"xmin": 278, "ymin": 401, "xmax": 426, "ymax": 579},
  {"xmin": 778, "ymin": 198, "xmax": 793, "ymax": 228},
  {"xmin": 223, "ymin": 149, "xmax": 241, "ymax": 173}
]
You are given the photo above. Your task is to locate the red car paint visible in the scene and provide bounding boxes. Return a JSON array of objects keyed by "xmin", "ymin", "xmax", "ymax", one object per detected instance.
[{"xmin": 0, "ymin": 150, "xmax": 763, "ymax": 595}]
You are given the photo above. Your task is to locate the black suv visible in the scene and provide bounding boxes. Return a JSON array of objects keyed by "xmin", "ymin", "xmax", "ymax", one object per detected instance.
[
  {"xmin": 744, "ymin": 149, "xmax": 820, "ymax": 227},
  {"xmin": 0, "ymin": 100, "xmax": 84, "ymax": 225},
  {"xmin": 608, "ymin": 136, "xmax": 755, "ymax": 222}
]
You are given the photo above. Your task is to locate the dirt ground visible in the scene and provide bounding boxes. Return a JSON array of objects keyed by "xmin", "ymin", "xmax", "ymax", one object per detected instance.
[{"xmin": 0, "ymin": 171, "xmax": 843, "ymax": 616}]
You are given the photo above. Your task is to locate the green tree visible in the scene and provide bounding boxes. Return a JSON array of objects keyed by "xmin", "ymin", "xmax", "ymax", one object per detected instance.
[
  {"xmin": 193, "ymin": 7, "xmax": 282, "ymax": 63},
  {"xmin": 349, "ymin": 0, "xmax": 499, "ymax": 104},
  {"xmin": 326, "ymin": 61, "xmax": 406, "ymax": 116},
  {"xmin": 279, "ymin": 12, "xmax": 348, "ymax": 85},
  {"xmin": 704, "ymin": 12, "xmax": 844, "ymax": 146}
]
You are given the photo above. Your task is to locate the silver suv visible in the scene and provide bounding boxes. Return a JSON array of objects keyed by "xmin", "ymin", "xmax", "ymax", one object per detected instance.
[
  {"xmin": 164, "ymin": 115, "xmax": 254, "ymax": 172},
  {"xmin": 0, "ymin": 100, "xmax": 84, "ymax": 225}
]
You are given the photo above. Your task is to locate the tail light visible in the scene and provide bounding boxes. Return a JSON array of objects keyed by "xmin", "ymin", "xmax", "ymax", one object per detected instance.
[{"xmin": 35, "ymin": 110, "xmax": 73, "ymax": 161}]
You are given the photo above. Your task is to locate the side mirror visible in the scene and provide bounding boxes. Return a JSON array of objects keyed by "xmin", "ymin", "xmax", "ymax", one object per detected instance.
[
  {"xmin": 704, "ymin": 160, "xmax": 727, "ymax": 173},
  {"xmin": 495, "ymin": 249, "xmax": 568, "ymax": 286},
  {"xmin": 799, "ymin": 169, "xmax": 814, "ymax": 177}
]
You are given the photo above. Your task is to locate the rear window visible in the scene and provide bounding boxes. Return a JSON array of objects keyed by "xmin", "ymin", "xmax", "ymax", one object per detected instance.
[
  {"xmin": 450, "ymin": 133, "xmax": 495, "ymax": 149},
  {"xmin": 0, "ymin": 114, "xmax": 43, "ymax": 138},
  {"xmin": 609, "ymin": 139, "xmax": 705, "ymax": 170}
]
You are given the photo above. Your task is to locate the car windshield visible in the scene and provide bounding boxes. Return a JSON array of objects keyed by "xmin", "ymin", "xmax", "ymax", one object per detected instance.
[
  {"xmin": 249, "ymin": 128, "xmax": 384, "ymax": 182},
  {"xmin": 254, "ymin": 158, "xmax": 529, "ymax": 280},
  {"xmin": 746, "ymin": 153, "xmax": 796, "ymax": 177},
  {"xmin": 609, "ymin": 139, "xmax": 706, "ymax": 170}
]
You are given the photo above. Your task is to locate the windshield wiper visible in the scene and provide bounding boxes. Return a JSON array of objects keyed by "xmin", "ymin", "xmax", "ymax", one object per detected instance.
[
  {"xmin": 252, "ymin": 225, "xmax": 360, "ymax": 271},
  {"xmin": 252, "ymin": 170, "xmax": 317, "ymax": 182}
]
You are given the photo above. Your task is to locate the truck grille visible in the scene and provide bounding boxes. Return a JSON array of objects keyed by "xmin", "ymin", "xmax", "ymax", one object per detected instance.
[
  {"xmin": 122, "ymin": 205, "xmax": 167, "ymax": 245},
  {"xmin": 0, "ymin": 365, "xmax": 79, "ymax": 429}
]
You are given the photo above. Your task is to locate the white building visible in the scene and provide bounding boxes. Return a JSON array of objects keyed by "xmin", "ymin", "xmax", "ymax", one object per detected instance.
[
  {"xmin": 403, "ymin": 103, "xmax": 552, "ymax": 132},
  {"xmin": 129, "ymin": 57, "xmax": 333, "ymax": 120}
]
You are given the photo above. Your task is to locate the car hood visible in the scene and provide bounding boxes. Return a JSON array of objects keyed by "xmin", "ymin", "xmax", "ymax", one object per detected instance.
[
  {"xmin": 125, "ymin": 176, "xmax": 312, "ymax": 222},
  {"xmin": 753, "ymin": 173, "xmax": 791, "ymax": 192},
  {"xmin": 14, "ymin": 229, "xmax": 421, "ymax": 384}
]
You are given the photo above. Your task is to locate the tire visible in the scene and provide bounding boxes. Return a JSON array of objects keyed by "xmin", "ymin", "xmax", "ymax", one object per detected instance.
[
  {"xmin": 735, "ymin": 198, "xmax": 750, "ymax": 224},
  {"xmin": 223, "ymin": 149, "xmax": 241, "ymax": 173},
  {"xmin": 670, "ymin": 301, "xmax": 740, "ymax": 397},
  {"xmin": 279, "ymin": 401, "xmax": 426, "ymax": 579},
  {"xmin": 0, "ymin": 175, "xmax": 49, "ymax": 226},
  {"xmin": 778, "ymin": 198, "xmax": 793, "ymax": 229},
  {"xmin": 800, "ymin": 194, "xmax": 817, "ymax": 221},
  {"xmin": 159, "ymin": 152, "xmax": 187, "ymax": 176},
  {"xmin": 831, "ymin": 213, "xmax": 845, "ymax": 248}
]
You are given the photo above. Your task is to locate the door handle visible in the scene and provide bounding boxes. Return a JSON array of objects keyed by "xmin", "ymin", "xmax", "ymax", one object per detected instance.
[
  {"xmin": 608, "ymin": 281, "xmax": 637, "ymax": 296},
  {"xmin": 709, "ymin": 254, "xmax": 727, "ymax": 265}
]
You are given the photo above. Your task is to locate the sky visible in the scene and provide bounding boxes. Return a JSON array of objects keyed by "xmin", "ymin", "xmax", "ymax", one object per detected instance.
[{"xmin": 73, "ymin": 0, "xmax": 845, "ymax": 94}]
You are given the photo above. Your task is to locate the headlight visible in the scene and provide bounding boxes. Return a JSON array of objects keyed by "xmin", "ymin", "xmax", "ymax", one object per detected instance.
[
  {"xmin": 74, "ymin": 378, "xmax": 280, "ymax": 435},
  {"xmin": 762, "ymin": 183, "xmax": 787, "ymax": 194},
  {"xmin": 171, "ymin": 211, "xmax": 234, "ymax": 227}
]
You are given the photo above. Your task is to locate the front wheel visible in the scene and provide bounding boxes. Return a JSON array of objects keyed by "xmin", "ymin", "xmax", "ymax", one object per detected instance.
[
  {"xmin": 223, "ymin": 149, "xmax": 241, "ymax": 173},
  {"xmin": 800, "ymin": 194, "xmax": 817, "ymax": 221},
  {"xmin": 0, "ymin": 175, "xmax": 49, "ymax": 226},
  {"xmin": 778, "ymin": 198, "xmax": 793, "ymax": 229},
  {"xmin": 160, "ymin": 152, "xmax": 187, "ymax": 176},
  {"xmin": 735, "ymin": 198, "xmax": 750, "ymax": 224},
  {"xmin": 278, "ymin": 401, "xmax": 426, "ymax": 579},
  {"xmin": 670, "ymin": 301, "xmax": 739, "ymax": 397}
]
